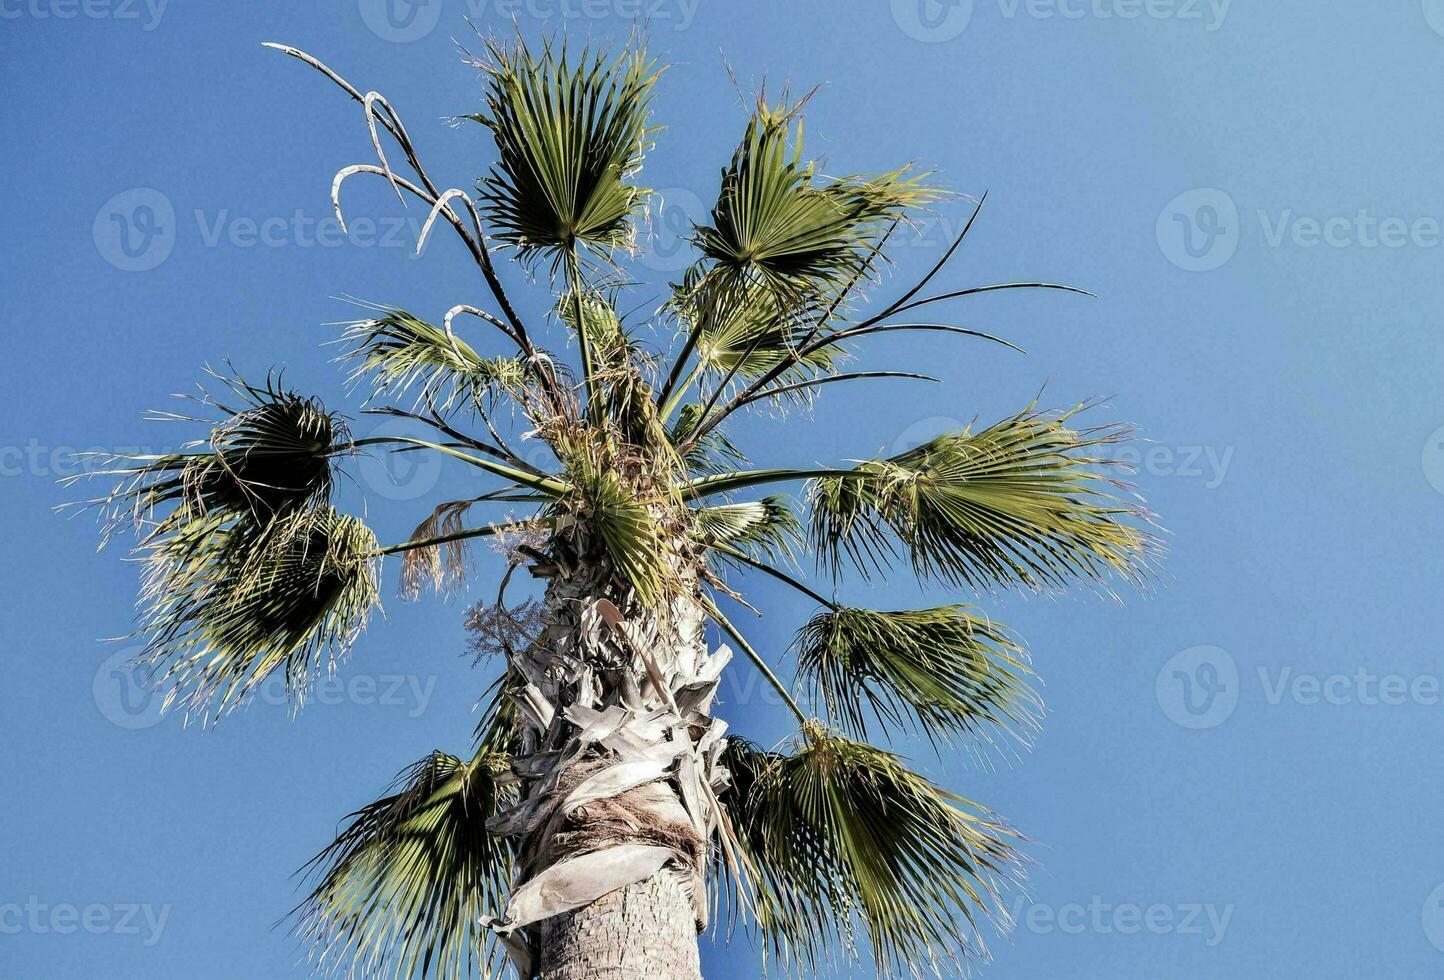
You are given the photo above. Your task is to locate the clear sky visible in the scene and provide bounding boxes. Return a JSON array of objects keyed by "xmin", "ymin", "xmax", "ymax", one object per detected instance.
[{"xmin": 5, "ymin": 1, "xmax": 1444, "ymax": 977}]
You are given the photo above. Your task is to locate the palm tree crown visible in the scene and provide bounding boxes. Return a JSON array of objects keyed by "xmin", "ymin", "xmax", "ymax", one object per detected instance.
[{"xmin": 80, "ymin": 32, "xmax": 1152, "ymax": 980}]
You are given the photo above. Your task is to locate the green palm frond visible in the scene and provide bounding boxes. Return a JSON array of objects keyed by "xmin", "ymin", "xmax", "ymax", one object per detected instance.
[
  {"xmin": 695, "ymin": 98, "xmax": 938, "ymax": 299},
  {"xmin": 794, "ymin": 606, "xmax": 1038, "ymax": 745},
  {"xmin": 809, "ymin": 406, "xmax": 1152, "ymax": 591},
  {"xmin": 85, "ymin": 373, "xmax": 348, "ymax": 535},
  {"xmin": 472, "ymin": 670, "xmax": 524, "ymax": 753},
  {"xmin": 555, "ymin": 287, "xmax": 626, "ymax": 363},
  {"xmin": 342, "ymin": 307, "xmax": 527, "ymax": 412},
  {"xmin": 468, "ymin": 35, "xmax": 661, "ymax": 266},
  {"xmin": 296, "ymin": 746, "xmax": 516, "ymax": 980},
  {"xmin": 556, "ymin": 288, "xmax": 671, "ymax": 449},
  {"xmin": 564, "ymin": 456, "xmax": 678, "ymax": 605},
  {"xmin": 670, "ymin": 403, "xmax": 748, "ymax": 476},
  {"xmin": 136, "ymin": 505, "xmax": 381, "ymax": 719},
  {"xmin": 672, "ymin": 270, "xmax": 840, "ymax": 384},
  {"xmin": 721, "ymin": 731, "xmax": 1023, "ymax": 977},
  {"xmin": 692, "ymin": 495, "xmax": 801, "ymax": 565}
]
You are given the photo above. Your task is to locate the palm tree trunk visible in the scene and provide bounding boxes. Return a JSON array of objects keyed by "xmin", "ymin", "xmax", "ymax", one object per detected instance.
[
  {"xmin": 536, "ymin": 867, "xmax": 702, "ymax": 979},
  {"xmin": 487, "ymin": 549, "xmax": 727, "ymax": 978}
]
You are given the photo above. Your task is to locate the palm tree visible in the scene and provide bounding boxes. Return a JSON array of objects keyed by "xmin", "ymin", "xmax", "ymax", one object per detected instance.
[{"xmin": 80, "ymin": 32, "xmax": 1152, "ymax": 980}]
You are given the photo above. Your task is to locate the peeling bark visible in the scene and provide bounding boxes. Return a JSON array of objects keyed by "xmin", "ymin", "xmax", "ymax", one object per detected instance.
[{"xmin": 483, "ymin": 543, "xmax": 732, "ymax": 976}]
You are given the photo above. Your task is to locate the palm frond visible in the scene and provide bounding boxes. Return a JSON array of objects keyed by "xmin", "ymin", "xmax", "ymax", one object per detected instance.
[
  {"xmin": 295, "ymin": 747, "xmax": 516, "ymax": 980},
  {"xmin": 695, "ymin": 98, "xmax": 939, "ymax": 300},
  {"xmin": 341, "ymin": 307, "xmax": 527, "ymax": 412},
  {"xmin": 136, "ymin": 505, "xmax": 381, "ymax": 720},
  {"xmin": 84, "ymin": 373, "xmax": 348, "ymax": 536},
  {"xmin": 794, "ymin": 606, "xmax": 1038, "ymax": 745},
  {"xmin": 556, "ymin": 288, "xmax": 670, "ymax": 450},
  {"xmin": 398, "ymin": 499, "xmax": 477, "ymax": 600},
  {"xmin": 671, "ymin": 269, "xmax": 840, "ymax": 384},
  {"xmin": 564, "ymin": 456, "xmax": 678, "ymax": 606},
  {"xmin": 809, "ymin": 406, "xmax": 1152, "ymax": 592},
  {"xmin": 720, "ymin": 731, "xmax": 1023, "ymax": 977},
  {"xmin": 555, "ymin": 287, "xmax": 626, "ymax": 364},
  {"xmin": 692, "ymin": 495, "xmax": 801, "ymax": 566},
  {"xmin": 467, "ymin": 35, "xmax": 661, "ymax": 267},
  {"xmin": 470, "ymin": 669, "xmax": 525, "ymax": 751},
  {"xmin": 669, "ymin": 403, "xmax": 748, "ymax": 477}
]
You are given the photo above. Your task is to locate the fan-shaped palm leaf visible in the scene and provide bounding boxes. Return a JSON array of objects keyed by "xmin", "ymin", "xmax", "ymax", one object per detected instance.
[
  {"xmin": 562, "ymin": 456, "xmax": 678, "ymax": 605},
  {"xmin": 467, "ymin": 36, "xmax": 661, "ymax": 266},
  {"xmin": 692, "ymin": 496, "xmax": 801, "ymax": 566},
  {"xmin": 671, "ymin": 269, "xmax": 840, "ymax": 384},
  {"xmin": 295, "ymin": 746, "xmax": 516, "ymax": 980},
  {"xmin": 136, "ymin": 505, "xmax": 381, "ymax": 719},
  {"xmin": 809, "ymin": 406, "xmax": 1151, "ymax": 591},
  {"xmin": 720, "ymin": 731, "xmax": 1023, "ymax": 977},
  {"xmin": 694, "ymin": 98, "xmax": 938, "ymax": 299},
  {"xmin": 85, "ymin": 373, "xmax": 348, "ymax": 534},
  {"xmin": 794, "ymin": 606, "xmax": 1038, "ymax": 744}
]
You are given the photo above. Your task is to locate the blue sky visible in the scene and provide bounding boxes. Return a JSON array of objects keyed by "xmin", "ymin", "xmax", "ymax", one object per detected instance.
[{"xmin": 5, "ymin": 1, "xmax": 1444, "ymax": 977}]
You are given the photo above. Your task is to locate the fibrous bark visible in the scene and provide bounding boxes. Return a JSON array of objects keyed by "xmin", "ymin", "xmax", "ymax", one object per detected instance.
[
  {"xmin": 482, "ymin": 541, "xmax": 733, "ymax": 979},
  {"xmin": 537, "ymin": 867, "xmax": 702, "ymax": 979}
]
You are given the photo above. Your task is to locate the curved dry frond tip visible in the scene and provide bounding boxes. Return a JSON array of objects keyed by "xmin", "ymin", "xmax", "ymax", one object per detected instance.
[
  {"xmin": 695, "ymin": 95, "xmax": 941, "ymax": 301},
  {"xmin": 340, "ymin": 305, "xmax": 528, "ymax": 412},
  {"xmin": 74, "ymin": 371, "xmax": 350, "ymax": 541},
  {"xmin": 794, "ymin": 605, "xmax": 1040, "ymax": 748},
  {"xmin": 294, "ymin": 746, "xmax": 516, "ymax": 980},
  {"xmin": 135, "ymin": 505, "xmax": 381, "ymax": 722},
  {"xmin": 718, "ymin": 731, "xmax": 1024, "ymax": 977},
  {"xmin": 809, "ymin": 405, "xmax": 1156, "ymax": 594},
  {"xmin": 465, "ymin": 34, "xmax": 662, "ymax": 268}
]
